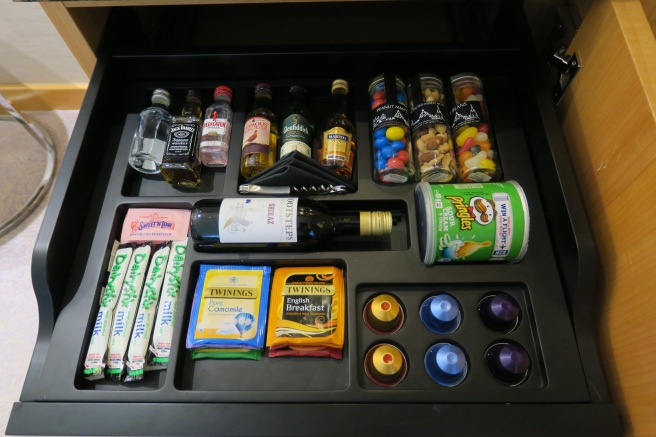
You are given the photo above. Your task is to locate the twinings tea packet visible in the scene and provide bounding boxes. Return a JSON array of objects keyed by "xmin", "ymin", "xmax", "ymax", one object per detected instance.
[
  {"xmin": 120, "ymin": 208, "xmax": 191, "ymax": 244},
  {"xmin": 266, "ymin": 266, "xmax": 345, "ymax": 359},
  {"xmin": 83, "ymin": 242, "xmax": 134, "ymax": 381},
  {"xmin": 146, "ymin": 240, "xmax": 187, "ymax": 371},
  {"xmin": 186, "ymin": 265, "xmax": 271, "ymax": 360},
  {"xmin": 124, "ymin": 242, "xmax": 172, "ymax": 382},
  {"xmin": 106, "ymin": 243, "xmax": 152, "ymax": 380}
]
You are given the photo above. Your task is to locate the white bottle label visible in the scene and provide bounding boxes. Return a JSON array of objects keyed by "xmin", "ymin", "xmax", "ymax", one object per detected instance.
[{"xmin": 218, "ymin": 198, "xmax": 298, "ymax": 243}]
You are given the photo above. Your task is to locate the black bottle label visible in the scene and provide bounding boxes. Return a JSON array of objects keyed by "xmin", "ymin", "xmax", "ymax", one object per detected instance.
[
  {"xmin": 410, "ymin": 102, "xmax": 448, "ymax": 131},
  {"xmin": 370, "ymin": 103, "xmax": 410, "ymax": 132},
  {"xmin": 450, "ymin": 102, "xmax": 483, "ymax": 132},
  {"xmin": 166, "ymin": 123, "xmax": 198, "ymax": 157}
]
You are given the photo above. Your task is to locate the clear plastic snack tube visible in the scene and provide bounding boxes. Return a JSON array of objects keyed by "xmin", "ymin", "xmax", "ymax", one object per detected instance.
[
  {"xmin": 407, "ymin": 74, "xmax": 457, "ymax": 183},
  {"xmin": 369, "ymin": 73, "xmax": 415, "ymax": 184},
  {"xmin": 450, "ymin": 73, "xmax": 502, "ymax": 182}
]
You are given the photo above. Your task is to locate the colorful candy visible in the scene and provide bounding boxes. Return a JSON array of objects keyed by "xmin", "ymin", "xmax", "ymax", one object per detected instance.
[{"xmin": 450, "ymin": 73, "xmax": 501, "ymax": 182}]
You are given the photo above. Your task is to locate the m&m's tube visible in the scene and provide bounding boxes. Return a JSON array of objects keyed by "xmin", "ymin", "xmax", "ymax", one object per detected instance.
[{"xmin": 368, "ymin": 74, "xmax": 415, "ymax": 184}]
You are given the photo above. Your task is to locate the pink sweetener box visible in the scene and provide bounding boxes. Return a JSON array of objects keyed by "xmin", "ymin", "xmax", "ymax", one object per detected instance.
[{"xmin": 120, "ymin": 208, "xmax": 191, "ymax": 243}]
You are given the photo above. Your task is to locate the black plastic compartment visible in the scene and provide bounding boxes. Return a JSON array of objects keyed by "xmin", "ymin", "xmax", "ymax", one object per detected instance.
[{"xmin": 8, "ymin": 3, "xmax": 622, "ymax": 435}]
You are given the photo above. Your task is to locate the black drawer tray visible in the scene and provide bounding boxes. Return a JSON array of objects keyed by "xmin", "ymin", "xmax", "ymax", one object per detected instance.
[{"xmin": 8, "ymin": 5, "xmax": 621, "ymax": 436}]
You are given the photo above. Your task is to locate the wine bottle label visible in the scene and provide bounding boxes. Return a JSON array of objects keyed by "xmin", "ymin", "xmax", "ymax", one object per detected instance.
[
  {"xmin": 200, "ymin": 117, "xmax": 231, "ymax": 146},
  {"xmin": 166, "ymin": 123, "xmax": 198, "ymax": 157},
  {"xmin": 281, "ymin": 114, "xmax": 312, "ymax": 158},
  {"xmin": 242, "ymin": 116, "xmax": 271, "ymax": 155},
  {"xmin": 218, "ymin": 198, "xmax": 298, "ymax": 243},
  {"xmin": 321, "ymin": 127, "xmax": 352, "ymax": 164}
]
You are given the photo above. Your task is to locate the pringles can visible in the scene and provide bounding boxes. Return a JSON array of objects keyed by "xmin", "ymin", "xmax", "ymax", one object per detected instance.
[
  {"xmin": 450, "ymin": 73, "xmax": 501, "ymax": 182},
  {"xmin": 407, "ymin": 74, "xmax": 457, "ymax": 183},
  {"xmin": 415, "ymin": 182, "xmax": 529, "ymax": 264},
  {"xmin": 369, "ymin": 74, "xmax": 415, "ymax": 184}
]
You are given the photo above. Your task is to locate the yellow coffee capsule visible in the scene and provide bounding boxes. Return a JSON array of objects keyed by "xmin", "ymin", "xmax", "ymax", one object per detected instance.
[
  {"xmin": 364, "ymin": 293, "xmax": 404, "ymax": 334},
  {"xmin": 365, "ymin": 343, "xmax": 408, "ymax": 387}
]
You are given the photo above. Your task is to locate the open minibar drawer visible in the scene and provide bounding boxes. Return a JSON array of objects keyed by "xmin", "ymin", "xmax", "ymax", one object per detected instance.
[{"xmin": 8, "ymin": 2, "xmax": 622, "ymax": 435}]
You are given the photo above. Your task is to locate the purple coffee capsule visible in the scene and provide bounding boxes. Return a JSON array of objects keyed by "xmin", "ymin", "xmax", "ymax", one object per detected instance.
[
  {"xmin": 424, "ymin": 342, "xmax": 468, "ymax": 387},
  {"xmin": 486, "ymin": 341, "xmax": 531, "ymax": 385},
  {"xmin": 420, "ymin": 294, "xmax": 461, "ymax": 334},
  {"xmin": 479, "ymin": 292, "xmax": 521, "ymax": 332}
]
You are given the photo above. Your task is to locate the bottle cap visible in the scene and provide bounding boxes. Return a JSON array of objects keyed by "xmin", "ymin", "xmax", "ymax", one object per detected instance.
[
  {"xmin": 359, "ymin": 211, "xmax": 393, "ymax": 236},
  {"xmin": 151, "ymin": 89, "xmax": 171, "ymax": 107},
  {"xmin": 254, "ymin": 83, "xmax": 273, "ymax": 97},
  {"xmin": 331, "ymin": 79, "xmax": 349, "ymax": 94},
  {"xmin": 214, "ymin": 86, "xmax": 233, "ymax": 101},
  {"xmin": 289, "ymin": 84, "xmax": 307, "ymax": 95},
  {"xmin": 186, "ymin": 89, "xmax": 203, "ymax": 104}
]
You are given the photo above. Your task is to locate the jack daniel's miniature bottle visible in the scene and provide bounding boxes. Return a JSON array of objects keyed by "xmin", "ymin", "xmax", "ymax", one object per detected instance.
[{"xmin": 161, "ymin": 90, "xmax": 202, "ymax": 187}]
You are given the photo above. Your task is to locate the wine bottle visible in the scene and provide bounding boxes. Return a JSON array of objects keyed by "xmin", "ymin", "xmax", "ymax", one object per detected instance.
[{"xmin": 190, "ymin": 197, "xmax": 393, "ymax": 251}]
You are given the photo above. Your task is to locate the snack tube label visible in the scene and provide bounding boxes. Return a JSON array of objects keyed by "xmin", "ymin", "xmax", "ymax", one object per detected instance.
[
  {"xmin": 124, "ymin": 243, "xmax": 171, "ymax": 381},
  {"xmin": 147, "ymin": 240, "xmax": 187, "ymax": 370},
  {"xmin": 106, "ymin": 243, "xmax": 151, "ymax": 379},
  {"xmin": 82, "ymin": 243, "xmax": 133, "ymax": 380},
  {"xmin": 218, "ymin": 197, "xmax": 298, "ymax": 243}
]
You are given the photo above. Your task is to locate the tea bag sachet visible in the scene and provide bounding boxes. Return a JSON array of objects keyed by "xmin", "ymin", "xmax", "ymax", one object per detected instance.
[
  {"xmin": 186, "ymin": 265, "xmax": 271, "ymax": 360},
  {"xmin": 266, "ymin": 266, "xmax": 345, "ymax": 359}
]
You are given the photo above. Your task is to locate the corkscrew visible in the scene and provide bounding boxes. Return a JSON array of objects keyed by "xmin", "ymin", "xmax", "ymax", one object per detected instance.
[{"xmin": 239, "ymin": 184, "xmax": 351, "ymax": 195}]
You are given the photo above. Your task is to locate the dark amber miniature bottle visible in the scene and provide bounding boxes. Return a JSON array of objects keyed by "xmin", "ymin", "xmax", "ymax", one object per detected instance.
[{"xmin": 161, "ymin": 90, "xmax": 203, "ymax": 187}]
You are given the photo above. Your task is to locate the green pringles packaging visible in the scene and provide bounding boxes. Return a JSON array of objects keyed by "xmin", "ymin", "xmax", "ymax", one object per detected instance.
[{"xmin": 415, "ymin": 182, "xmax": 529, "ymax": 263}]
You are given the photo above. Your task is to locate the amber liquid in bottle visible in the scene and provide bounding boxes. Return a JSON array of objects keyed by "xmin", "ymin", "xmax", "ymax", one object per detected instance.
[
  {"xmin": 316, "ymin": 79, "xmax": 356, "ymax": 179},
  {"xmin": 240, "ymin": 83, "xmax": 279, "ymax": 179},
  {"xmin": 161, "ymin": 90, "xmax": 202, "ymax": 187}
]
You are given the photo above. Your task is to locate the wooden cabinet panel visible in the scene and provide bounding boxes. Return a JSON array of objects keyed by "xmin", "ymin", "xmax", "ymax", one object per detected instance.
[{"xmin": 557, "ymin": 0, "xmax": 656, "ymax": 435}]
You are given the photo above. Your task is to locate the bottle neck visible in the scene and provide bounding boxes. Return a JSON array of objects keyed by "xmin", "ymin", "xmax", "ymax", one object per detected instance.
[
  {"xmin": 181, "ymin": 99, "xmax": 202, "ymax": 117},
  {"xmin": 331, "ymin": 92, "xmax": 348, "ymax": 115},
  {"xmin": 254, "ymin": 94, "xmax": 272, "ymax": 110},
  {"xmin": 333, "ymin": 212, "xmax": 361, "ymax": 236},
  {"xmin": 333, "ymin": 211, "xmax": 393, "ymax": 236}
]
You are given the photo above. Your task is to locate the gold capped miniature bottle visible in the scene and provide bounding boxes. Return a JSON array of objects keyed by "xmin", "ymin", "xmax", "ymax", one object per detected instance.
[
  {"xmin": 316, "ymin": 79, "xmax": 356, "ymax": 179},
  {"xmin": 190, "ymin": 197, "xmax": 393, "ymax": 252},
  {"xmin": 161, "ymin": 90, "xmax": 203, "ymax": 187},
  {"xmin": 240, "ymin": 83, "xmax": 279, "ymax": 179}
]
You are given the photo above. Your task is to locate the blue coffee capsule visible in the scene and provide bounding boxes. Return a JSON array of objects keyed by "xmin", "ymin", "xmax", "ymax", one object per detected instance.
[
  {"xmin": 424, "ymin": 343, "xmax": 468, "ymax": 387},
  {"xmin": 486, "ymin": 341, "xmax": 531, "ymax": 385},
  {"xmin": 419, "ymin": 294, "xmax": 461, "ymax": 334}
]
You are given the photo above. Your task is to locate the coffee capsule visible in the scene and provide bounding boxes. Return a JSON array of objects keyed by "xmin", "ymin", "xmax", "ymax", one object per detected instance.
[
  {"xmin": 419, "ymin": 294, "xmax": 461, "ymax": 334},
  {"xmin": 479, "ymin": 292, "xmax": 521, "ymax": 332},
  {"xmin": 363, "ymin": 294, "xmax": 404, "ymax": 334},
  {"xmin": 424, "ymin": 342, "xmax": 468, "ymax": 387},
  {"xmin": 486, "ymin": 341, "xmax": 531, "ymax": 385},
  {"xmin": 364, "ymin": 343, "xmax": 408, "ymax": 387}
]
